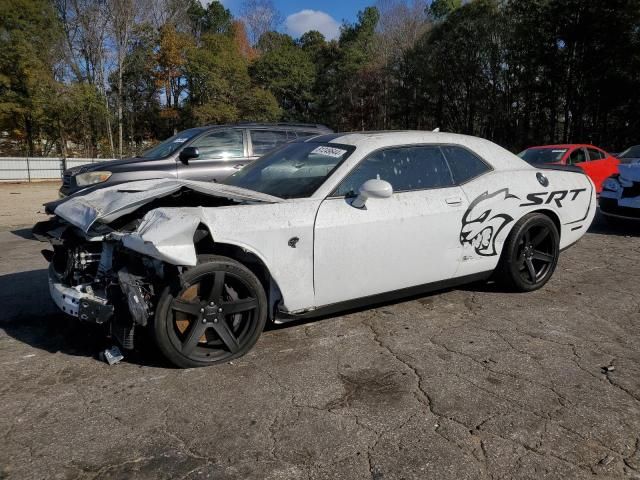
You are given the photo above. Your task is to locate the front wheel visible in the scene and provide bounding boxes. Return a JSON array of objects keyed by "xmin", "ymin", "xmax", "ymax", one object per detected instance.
[
  {"xmin": 153, "ymin": 255, "xmax": 267, "ymax": 368},
  {"xmin": 497, "ymin": 213, "xmax": 560, "ymax": 292}
]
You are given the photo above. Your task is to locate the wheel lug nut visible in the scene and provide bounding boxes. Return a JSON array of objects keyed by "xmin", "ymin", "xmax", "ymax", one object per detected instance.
[
  {"xmin": 202, "ymin": 318, "xmax": 207, "ymax": 324},
  {"xmin": 218, "ymin": 308, "xmax": 222, "ymax": 312},
  {"xmin": 200, "ymin": 308, "xmax": 204, "ymax": 313},
  {"xmin": 213, "ymin": 318, "xmax": 218, "ymax": 323}
]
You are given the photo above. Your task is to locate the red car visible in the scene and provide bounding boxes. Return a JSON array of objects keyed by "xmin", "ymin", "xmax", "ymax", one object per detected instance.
[{"xmin": 518, "ymin": 144, "xmax": 619, "ymax": 193}]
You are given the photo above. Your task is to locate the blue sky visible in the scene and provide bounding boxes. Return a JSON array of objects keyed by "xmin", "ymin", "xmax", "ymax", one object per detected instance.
[{"xmin": 218, "ymin": 0, "xmax": 376, "ymax": 40}]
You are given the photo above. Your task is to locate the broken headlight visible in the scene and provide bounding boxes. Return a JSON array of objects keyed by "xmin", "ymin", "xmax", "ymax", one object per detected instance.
[{"xmin": 76, "ymin": 171, "xmax": 112, "ymax": 186}]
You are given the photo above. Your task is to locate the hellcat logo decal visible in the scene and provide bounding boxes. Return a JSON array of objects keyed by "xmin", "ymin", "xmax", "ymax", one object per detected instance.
[
  {"xmin": 460, "ymin": 187, "xmax": 587, "ymax": 256},
  {"xmin": 460, "ymin": 189, "xmax": 521, "ymax": 256}
]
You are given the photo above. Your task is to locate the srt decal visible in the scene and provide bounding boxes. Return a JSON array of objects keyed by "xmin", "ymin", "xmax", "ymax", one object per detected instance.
[
  {"xmin": 460, "ymin": 188, "xmax": 588, "ymax": 257},
  {"xmin": 460, "ymin": 189, "xmax": 521, "ymax": 257},
  {"xmin": 520, "ymin": 188, "xmax": 586, "ymax": 207}
]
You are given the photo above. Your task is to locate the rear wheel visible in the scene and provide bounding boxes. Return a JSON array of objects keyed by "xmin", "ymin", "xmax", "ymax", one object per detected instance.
[
  {"xmin": 497, "ymin": 213, "xmax": 560, "ymax": 292},
  {"xmin": 153, "ymin": 255, "xmax": 267, "ymax": 368}
]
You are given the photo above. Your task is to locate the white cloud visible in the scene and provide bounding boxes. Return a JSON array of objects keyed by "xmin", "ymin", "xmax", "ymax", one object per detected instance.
[{"xmin": 285, "ymin": 9, "xmax": 340, "ymax": 41}]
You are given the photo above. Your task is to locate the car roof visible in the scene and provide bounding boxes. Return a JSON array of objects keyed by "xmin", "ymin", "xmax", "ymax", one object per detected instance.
[
  {"xmin": 300, "ymin": 130, "xmax": 496, "ymax": 148},
  {"xmin": 526, "ymin": 144, "xmax": 603, "ymax": 150},
  {"xmin": 204, "ymin": 122, "xmax": 331, "ymax": 132},
  {"xmin": 297, "ymin": 130, "xmax": 528, "ymax": 171}
]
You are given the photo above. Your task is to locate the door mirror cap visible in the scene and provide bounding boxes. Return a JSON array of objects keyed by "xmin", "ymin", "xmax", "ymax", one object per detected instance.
[
  {"xmin": 352, "ymin": 179, "xmax": 393, "ymax": 208},
  {"xmin": 179, "ymin": 146, "xmax": 199, "ymax": 163}
]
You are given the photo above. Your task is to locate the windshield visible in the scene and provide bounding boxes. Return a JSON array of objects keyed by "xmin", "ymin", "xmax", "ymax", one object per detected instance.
[
  {"xmin": 518, "ymin": 148, "xmax": 567, "ymax": 164},
  {"xmin": 139, "ymin": 128, "xmax": 208, "ymax": 160},
  {"xmin": 223, "ymin": 142, "xmax": 355, "ymax": 199},
  {"xmin": 619, "ymin": 146, "xmax": 640, "ymax": 159}
]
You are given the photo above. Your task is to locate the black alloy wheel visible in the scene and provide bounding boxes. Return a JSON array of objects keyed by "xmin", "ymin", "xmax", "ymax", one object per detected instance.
[
  {"xmin": 498, "ymin": 213, "xmax": 560, "ymax": 292},
  {"xmin": 154, "ymin": 255, "xmax": 267, "ymax": 368}
]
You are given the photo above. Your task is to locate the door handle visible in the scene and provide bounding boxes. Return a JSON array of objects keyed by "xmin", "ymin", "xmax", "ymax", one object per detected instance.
[
  {"xmin": 445, "ymin": 196, "xmax": 463, "ymax": 205},
  {"xmin": 233, "ymin": 164, "xmax": 244, "ymax": 170}
]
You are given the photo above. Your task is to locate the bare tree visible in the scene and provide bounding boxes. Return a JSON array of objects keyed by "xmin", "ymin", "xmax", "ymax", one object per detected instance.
[
  {"xmin": 147, "ymin": 0, "xmax": 193, "ymax": 31},
  {"xmin": 374, "ymin": 0, "xmax": 430, "ymax": 128},
  {"xmin": 375, "ymin": 0, "xmax": 429, "ymax": 63},
  {"xmin": 106, "ymin": 0, "xmax": 137, "ymax": 158},
  {"xmin": 240, "ymin": 0, "xmax": 282, "ymax": 46},
  {"xmin": 54, "ymin": 0, "xmax": 115, "ymax": 157}
]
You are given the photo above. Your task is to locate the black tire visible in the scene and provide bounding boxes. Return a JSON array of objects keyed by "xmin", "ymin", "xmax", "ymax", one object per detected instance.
[
  {"xmin": 153, "ymin": 255, "xmax": 267, "ymax": 368},
  {"xmin": 497, "ymin": 213, "xmax": 560, "ymax": 292}
]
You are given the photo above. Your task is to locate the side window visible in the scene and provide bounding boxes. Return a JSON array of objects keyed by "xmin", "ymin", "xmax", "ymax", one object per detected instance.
[
  {"xmin": 441, "ymin": 145, "xmax": 491, "ymax": 184},
  {"xmin": 190, "ymin": 130, "xmax": 244, "ymax": 159},
  {"xmin": 569, "ymin": 148, "xmax": 587, "ymax": 164},
  {"xmin": 588, "ymin": 148, "xmax": 604, "ymax": 160},
  {"xmin": 332, "ymin": 146, "xmax": 454, "ymax": 197},
  {"xmin": 250, "ymin": 130, "xmax": 290, "ymax": 156}
]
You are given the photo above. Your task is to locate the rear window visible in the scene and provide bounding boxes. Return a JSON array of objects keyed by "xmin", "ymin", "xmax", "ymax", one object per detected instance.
[
  {"xmin": 250, "ymin": 130, "xmax": 290, "ymax": 156},
  {"xmin": 441, "ymin": 146, "xmax": 491, "ymax": 184},
  {"xmin": 588, "ymin": 148, "xmax": 604, "ymax": 160},
  {"xmin": 519, "ymin": 148, "xmax": 567, "ymax": 164}
]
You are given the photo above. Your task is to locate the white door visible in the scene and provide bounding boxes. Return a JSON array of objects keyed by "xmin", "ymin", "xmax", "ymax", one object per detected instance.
[{"xmin": 313, "ymin": 145, "xmax": 469, "ymax": 307}]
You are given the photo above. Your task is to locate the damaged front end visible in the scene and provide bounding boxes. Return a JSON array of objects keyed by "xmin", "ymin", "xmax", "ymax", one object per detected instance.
[
  {"xmin": 34, "ymin": 179, "xmax": 282, "ymax": 351},
  {"xmin": 34, "ymin": 216, "xmax": 164, "ymax": 349}
]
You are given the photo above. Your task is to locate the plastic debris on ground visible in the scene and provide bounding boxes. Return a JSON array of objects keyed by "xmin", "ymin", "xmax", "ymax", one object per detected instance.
[{"xmin": 99, "ymin": 346, "xmax": 124, "ymax": 365}]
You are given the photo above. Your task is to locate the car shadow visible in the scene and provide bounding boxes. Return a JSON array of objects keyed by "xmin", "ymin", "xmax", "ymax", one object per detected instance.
[
  {"xmin": 267, "ymin": 279, "xmax": 501, "ymax": 331},
  {"xmin": 10, "ymin": 227, "xmax": 35, "ymax": 240},
  {"xmin": 0, "ymin": 269, "xmax": 170, "ymax": 368},
  {"xmin": 589, "ymin": 210, "xmax": 640, "ymax": 237}
]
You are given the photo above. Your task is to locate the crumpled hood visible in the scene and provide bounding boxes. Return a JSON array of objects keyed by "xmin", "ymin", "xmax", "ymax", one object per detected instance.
[{"xmin": 54, "ymin": 179, "xmax": 283, "ymax": 232}]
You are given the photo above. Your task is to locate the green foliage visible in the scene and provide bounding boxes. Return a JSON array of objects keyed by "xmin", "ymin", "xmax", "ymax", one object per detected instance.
[
  {"xmin": 185, "ymin": 33, "xmax": 279, "ymax": 124},
  {"xmin": 0, "ymin": 0, "xmax": 61, "ymax": 154},
  {"xmin": 250, "ymin": 40, "xmax": 315, "ymax": 120},
  {"xmin": 428, "ymin": 0, "xmax": 462, "ymax": 20},
  {"xmin": 256, "ymin": 31, "xmax": 295, "ymax": 52},
  {"xmin": 1, "ymin": 0, "xmax": 640, "ymax": 156},
  {"xmin": 201, "ymin": 1, "xmax": 233, "ymax": 35}
]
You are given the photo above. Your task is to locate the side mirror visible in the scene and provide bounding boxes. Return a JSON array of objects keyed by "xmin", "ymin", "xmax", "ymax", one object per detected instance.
[
  {"xmin": 179, "ymin": 146, "xmax": 199, "ymax": 163},
  {"xmin": 352, "ymin": 179, "xmax": 393, "ymax": 209}
]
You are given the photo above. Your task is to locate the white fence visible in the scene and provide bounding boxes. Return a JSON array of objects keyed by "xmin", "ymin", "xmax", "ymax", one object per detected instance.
[{"xmin": 0, "ymin": 157, "xmax": 116, "ymax": 182}]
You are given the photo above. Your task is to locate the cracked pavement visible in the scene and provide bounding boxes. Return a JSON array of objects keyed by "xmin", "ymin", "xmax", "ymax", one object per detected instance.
[{"xmin": 1, "ymin": 187, "xmax": 639, "ymax": 479}]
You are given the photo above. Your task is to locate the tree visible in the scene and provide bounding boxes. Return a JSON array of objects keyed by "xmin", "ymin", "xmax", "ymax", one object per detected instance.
[
  {"xmin": 202, "ymin": 1, "xmax": 233, "ymax": 35},
  {"xmin": 328, "ymin": 7, "xmax": 381, "ymax": 130},
  {"xmin": 185, "ymin": 33, "xmax": 279, "ymax": 124},
  {"xmin": 120, "ymin": 24, "xmax": 162, "ymax": 149},
  {"xmin": 240, "ymin": 0, "xmax": 282, "ymax": 46},
  {"xmin": 250, "ymin": 35, "xmax": 316, "ymax": 120},
  {"xmin": 256, "ymin": 31, "xmax": 295, "ymax": 53},
  {"xmin": 0, "ymin": 0, "xmax": 62, "ymax": 155},
  {"xmin": 428, "ymin": 0, "xmax": 461, "ymax": 20},
  {"xmin": 107, "ymin": 0, "xmax": 138, "ymax": 158},
  {"xmin": 54, "ymin": 0, "xmax": 115, "ymax": 156},
  {"xmin": 155, "ymin": 23, "xmax": 192, "ymax": 132}
]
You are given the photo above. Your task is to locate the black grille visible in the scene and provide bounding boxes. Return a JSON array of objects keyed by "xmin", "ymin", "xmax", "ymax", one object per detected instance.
[
  {"xmin": 600, "ymin": 198, "xmax": 640, "ymax": 218},
  {"xmin": 621, "ymin": 182, "xmax": 640, "ymax": 199},
  {"xmin": 62, "ymin": 173, "xmax": 71, "ymax": 187}
]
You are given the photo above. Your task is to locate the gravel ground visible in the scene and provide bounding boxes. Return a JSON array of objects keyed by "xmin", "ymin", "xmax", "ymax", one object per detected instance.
[
  {"xmin": 0, "ymin": 181, "xmax": 60, "ymax": 231},
  {"xmin": 0, "ymin": 183, "xmax": 639, "ymax": 479}
]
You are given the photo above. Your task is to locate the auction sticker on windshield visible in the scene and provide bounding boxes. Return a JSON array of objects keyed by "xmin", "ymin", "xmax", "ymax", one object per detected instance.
[{"xmin": 311, "ymin": 146, "xmax": 348, "ymax": 158}]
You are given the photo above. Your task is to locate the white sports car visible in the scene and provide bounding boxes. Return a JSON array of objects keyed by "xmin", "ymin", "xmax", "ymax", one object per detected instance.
[{"xmin": 35, "ymin": 131, "xmax": 596, "ymax": 367}]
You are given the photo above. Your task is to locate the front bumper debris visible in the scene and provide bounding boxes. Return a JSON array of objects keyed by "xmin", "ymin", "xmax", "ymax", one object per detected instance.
[{"xmin": 49, "ymin": 271, "xmax": 113, "ymax": 323}]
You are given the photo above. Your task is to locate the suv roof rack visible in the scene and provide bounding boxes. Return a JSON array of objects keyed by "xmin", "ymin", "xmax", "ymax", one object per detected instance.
[{"xmin": 206, "ymin": 122, "xmax": 330, "ymax": 130}]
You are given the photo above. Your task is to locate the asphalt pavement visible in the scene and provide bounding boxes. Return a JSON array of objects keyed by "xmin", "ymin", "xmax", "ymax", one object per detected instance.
[{"xmin": 1, "ymin": 183, "xmax": 639, "ymax": 479}]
